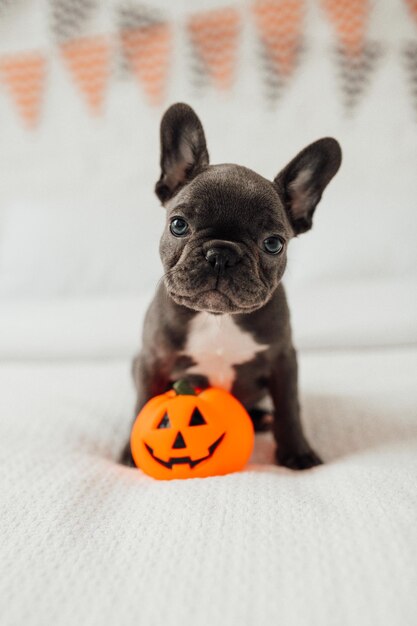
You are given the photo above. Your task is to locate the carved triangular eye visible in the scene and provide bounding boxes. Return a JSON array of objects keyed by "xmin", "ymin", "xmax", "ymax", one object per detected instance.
[
  {"xmin": 189, "ymin": 407, "xmax": 206, "ymax": 426},
  {"xmin": 157, "ymin": 412, "xmax": 171, "ymax": 429}
]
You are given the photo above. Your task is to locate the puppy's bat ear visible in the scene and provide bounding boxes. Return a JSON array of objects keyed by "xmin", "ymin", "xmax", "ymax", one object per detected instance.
[
  {"xmin": 155, "ymin": 103, "xmax": 209, "ymax": 204},
  {"xmin": 274, "ymin": 138, "xmax": 342, "ymax": 234}
]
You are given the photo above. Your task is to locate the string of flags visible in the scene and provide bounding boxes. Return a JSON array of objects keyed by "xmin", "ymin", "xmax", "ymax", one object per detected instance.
[{"xmin": 0, "ymin": 0, "xmax": 416, "ymax": 128}]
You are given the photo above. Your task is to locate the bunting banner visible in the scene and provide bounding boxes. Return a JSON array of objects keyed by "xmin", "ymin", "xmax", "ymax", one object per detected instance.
[
  {"xmin": 0, "ymin": 1, "xmax": 416, "ymax": 129},
  {"xmin": 252, "ymin": 0, "xmax": 304, "ymax": 103},
  {"xmin": 0, "ymin": 52, "xmax": 46, "ymax": 127},
  {"xmin": 120, "ymin": 5, "xmax": 172, "ymax": 107},
  {"xmin": 187, "ymin": 7, "xmax": 240, "ymax": 92},
  {"xmin": 322, "ymin": 0, "xmax": 382, "ymax": 112},
  {"xmin": 60, "ymin": 35, "xmax": 110, "ymax": 114}
]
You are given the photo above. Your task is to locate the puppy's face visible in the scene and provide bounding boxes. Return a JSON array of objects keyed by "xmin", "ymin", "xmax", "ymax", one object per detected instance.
[
  {"xmin": 155, "ymin": 104, "xmax": 341, "ymax": 315},
  {"xmin": 160, "ymin": 165, "xmax": 291, "ymax": 313}
]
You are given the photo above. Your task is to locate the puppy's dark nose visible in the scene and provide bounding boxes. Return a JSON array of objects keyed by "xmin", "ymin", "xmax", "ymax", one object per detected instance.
[{"xmin": 205, "ymin": 246, "xmax": 240, "ymax": 272}]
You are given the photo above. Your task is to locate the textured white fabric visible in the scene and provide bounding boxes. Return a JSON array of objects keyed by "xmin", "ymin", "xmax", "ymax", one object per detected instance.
[
  {"xmin": 1, "ymin": 348, "xmax": 416, "ymax": 626},
  {"xmin": 0, "ymin": 0, "xmax": 416, "ymax": 337}
]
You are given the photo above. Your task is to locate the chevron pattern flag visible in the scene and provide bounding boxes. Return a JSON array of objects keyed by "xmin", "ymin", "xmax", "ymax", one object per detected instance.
[
  {"xmin": 121, "ymin": 22, "xmax": 172, "ymax": 106},
  {"xmin": 252, "ymin": 0, "xmax": 304, "ymax": 103},
  {"xmin": 187, "ymin": 7, "xmax": 241, "ymax": 92},
  {"xmin": 49, "ymin": 0, "xmax": 98, "ymax": 42},
  {"xmin": 60, "ymin": 35, "xmax": 110, "ymax": 113},
  {"xmin": 322, "ymin": 0, "xmax": 369, "ymax": 56},
  {"xmin": 322, "ymin": 0, "xmax": 382, "ymax": 112},
  {"xmin": 118, "ymin": 4, "xmax": 160, "ymax": 78},
  {"xmin": 0, "ymin": 52, "xmax": 46, "ymax": 127},
  {"xmin": 333, "ymin": 41, "xmax": 382, "ymax": 112}
]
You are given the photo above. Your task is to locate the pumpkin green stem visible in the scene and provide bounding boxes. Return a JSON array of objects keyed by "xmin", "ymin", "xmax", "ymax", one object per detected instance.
[{"xmin": 173, "ymin": 379, "xmax": 197, "ymax": 396}]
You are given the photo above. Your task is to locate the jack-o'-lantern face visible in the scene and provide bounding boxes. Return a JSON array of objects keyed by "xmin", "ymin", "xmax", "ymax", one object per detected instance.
[
  {"xmin": 130, "ymin": 382, "xmax": 254, "ymax": 480},
  {"xmin": 145, "ymin": 406, "xmax": 226, "ymax": 469}
]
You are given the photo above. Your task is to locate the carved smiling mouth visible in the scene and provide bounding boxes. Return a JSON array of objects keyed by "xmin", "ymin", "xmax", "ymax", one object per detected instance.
[{"xmin": 144, "ymin": 433, "xmax": 225, "ymax": 469}]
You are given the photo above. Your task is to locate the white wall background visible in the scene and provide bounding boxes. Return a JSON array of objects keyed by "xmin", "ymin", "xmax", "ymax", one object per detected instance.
[{"xmin": 0, "ymin": 0, "xmax": 416, "ymax": 356}]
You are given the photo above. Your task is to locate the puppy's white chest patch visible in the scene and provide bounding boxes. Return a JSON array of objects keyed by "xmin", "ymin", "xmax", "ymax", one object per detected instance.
[{"xmin": 182, "ymin": 313, "xmax": 268, "ymax": 391}]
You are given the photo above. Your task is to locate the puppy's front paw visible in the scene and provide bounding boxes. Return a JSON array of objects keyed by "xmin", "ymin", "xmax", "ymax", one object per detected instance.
[{"xmin": 276, "ymin": 448, "xmax": 323, "ymax": 470}]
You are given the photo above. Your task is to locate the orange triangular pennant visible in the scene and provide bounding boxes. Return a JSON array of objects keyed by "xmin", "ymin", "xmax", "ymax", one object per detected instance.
[
  {"xmin": 187, "ymin": 8, "xmax": 240, "ymax": 91},
  {"xmin": 121, "ymin": 23, "xmax": 171, "ymax": 106},
  {"xmin": 0, "ymin": 52, "xmax": 46, "ymax": 128},
  {"xmin": 252, "ymin": 0, "xmax": 304, "ymax": 78},
  {"xmin": 60, "ymin": 35, "xmax": 110, "ymax": 113},
  {"xmin": 322, "ymin": 0, "xmax": 369, "ymax": 57}
]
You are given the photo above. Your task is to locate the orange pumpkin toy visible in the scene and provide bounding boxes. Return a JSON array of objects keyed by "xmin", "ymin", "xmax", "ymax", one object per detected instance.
[{"xmin": 130, "ymin": 380, "xmax": 255, "ymax": 480}]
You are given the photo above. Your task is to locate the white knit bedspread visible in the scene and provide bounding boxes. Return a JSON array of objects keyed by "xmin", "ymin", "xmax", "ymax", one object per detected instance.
[{"xmin": 1, "ymin": 348, "xmax": 417, "ymax": 626}]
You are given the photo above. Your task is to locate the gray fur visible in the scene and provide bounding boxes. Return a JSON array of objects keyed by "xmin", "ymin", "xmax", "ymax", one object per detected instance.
[{"xmin": 121, "ymin": 103, "xmax": 342, "ymax": 470}]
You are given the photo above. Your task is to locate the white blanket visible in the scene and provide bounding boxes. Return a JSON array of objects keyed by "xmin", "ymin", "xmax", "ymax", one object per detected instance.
[{"xmin": 1, "ymin": 348, "xmax": 416, "ymax": 626}]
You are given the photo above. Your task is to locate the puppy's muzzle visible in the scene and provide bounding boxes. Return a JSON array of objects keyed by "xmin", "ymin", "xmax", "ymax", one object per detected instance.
[{"xmin": 204, "ymin": 240, "xmax": 242, "ymax": 273}]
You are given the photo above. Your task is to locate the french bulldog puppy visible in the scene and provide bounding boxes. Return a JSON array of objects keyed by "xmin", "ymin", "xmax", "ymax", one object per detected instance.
[{"xmin": 121, "ymin": 102, "xmax": 341, "ymax": 470}]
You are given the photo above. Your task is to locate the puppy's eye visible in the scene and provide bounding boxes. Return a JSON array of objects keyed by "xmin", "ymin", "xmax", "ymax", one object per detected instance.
[
  {"xmin": 263, "ymin": 236, "xmax": 284, "ymax": 255},
  {"xmin": 170, "ymin": 217, "xmax": 189, "ymax": 237}
]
